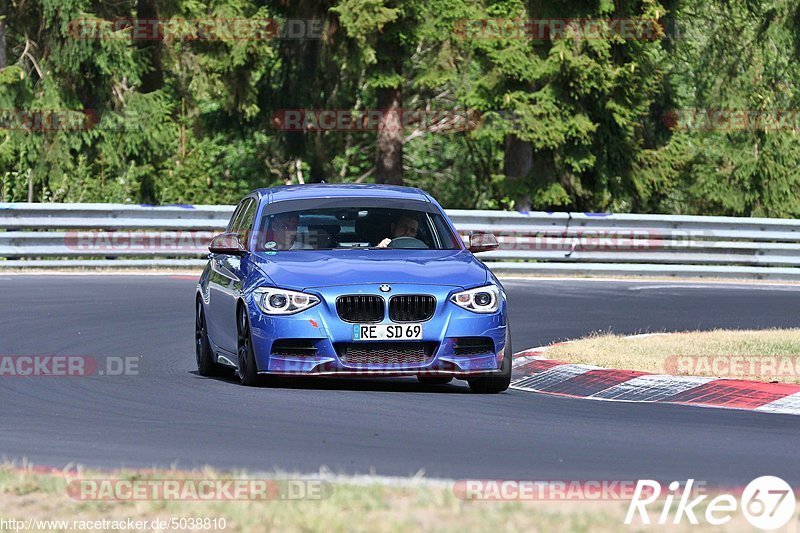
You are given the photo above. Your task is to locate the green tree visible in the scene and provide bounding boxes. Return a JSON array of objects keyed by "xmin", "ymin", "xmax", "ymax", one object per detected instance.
[{"xmin": 643, "ymin": 0, "xmax": 800, "ymax": 217}]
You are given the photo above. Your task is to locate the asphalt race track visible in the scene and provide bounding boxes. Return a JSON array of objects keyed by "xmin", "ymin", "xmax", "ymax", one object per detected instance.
[{"xmin": 1, "ymin": 275, "xmax": 799, "ymax": 486}]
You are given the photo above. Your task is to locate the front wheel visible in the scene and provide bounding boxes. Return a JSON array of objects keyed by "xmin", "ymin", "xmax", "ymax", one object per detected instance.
[
  {"xmin": 467, "ymin": 332, "xmax": 512, "ymax": 394},
  {"xmin": 236, "ymin": 307, "xmax": 262, "ymax": 386},
  {"xmin": 196, "ymin": 301, "xmax": 225, "ymax": 376}
]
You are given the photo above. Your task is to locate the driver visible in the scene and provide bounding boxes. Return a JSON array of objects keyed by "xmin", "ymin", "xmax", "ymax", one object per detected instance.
[
  {"xmin": 377, "ymin": 214, "xmax": 419, "ymax": 248},
  {"xmin": 266, "ymin": 212, "xmax": 311, "ymax": 250}
]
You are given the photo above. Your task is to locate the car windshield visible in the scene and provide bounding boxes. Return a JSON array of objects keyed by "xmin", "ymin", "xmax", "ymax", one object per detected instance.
[{"xmin": 254, "ymin": 201, "xmax": 461, "ymax": 251}]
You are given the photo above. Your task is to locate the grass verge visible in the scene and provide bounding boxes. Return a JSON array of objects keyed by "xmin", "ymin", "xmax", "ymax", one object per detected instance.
[
  {"xmin": 542, "ymin": 329, "xmax": 800, "ymax": 383},
  {"xmin": 0, "ymin": 464, "xmax": 760, "ymax": 532}
]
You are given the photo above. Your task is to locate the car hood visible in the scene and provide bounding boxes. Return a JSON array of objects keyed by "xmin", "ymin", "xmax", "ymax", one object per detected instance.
[{"xmin": 249, "ymin": 249, "xmax": 488, "ymax": 290}]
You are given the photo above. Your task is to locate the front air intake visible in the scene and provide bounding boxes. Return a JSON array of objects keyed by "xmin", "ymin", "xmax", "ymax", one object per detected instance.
[
  {"xmin": 271, "ymin": 339, "xmax": 318, "ymax": 357},
  {"xmin": 337, "ymin": 342, "xmax": 437, "ymax": 365},
  {"xmin": 452, "ymin": 337, "xmax": 495, "ymax": 356}
]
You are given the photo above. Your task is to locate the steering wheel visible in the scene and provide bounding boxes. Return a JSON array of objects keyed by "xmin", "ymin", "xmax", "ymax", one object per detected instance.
[{"xmin": 387, "ymin": 236, "xmax": 428, "ymax": 249}]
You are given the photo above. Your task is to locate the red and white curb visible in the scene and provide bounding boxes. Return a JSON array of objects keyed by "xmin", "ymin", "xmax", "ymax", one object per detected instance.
[{"xmin": 511, "ymin": 340, "xmax": 800, "ymax": 416}]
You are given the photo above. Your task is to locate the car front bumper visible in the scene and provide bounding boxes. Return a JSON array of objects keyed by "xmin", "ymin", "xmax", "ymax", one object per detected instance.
[{"xmin": 246, "ymin": 283, "xmax": 508, "ymax": 377}]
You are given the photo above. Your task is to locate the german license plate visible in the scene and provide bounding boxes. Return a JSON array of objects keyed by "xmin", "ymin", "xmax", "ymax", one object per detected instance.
[{"xmin": 353, "ymin": 324, "xmax": 423, "ymax": 341}]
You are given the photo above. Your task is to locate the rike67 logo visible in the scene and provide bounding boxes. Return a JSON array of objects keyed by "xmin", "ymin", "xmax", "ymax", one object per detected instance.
[{"xmin": 625, "ymin": 476, "xmax": 796, "ymax": 530}]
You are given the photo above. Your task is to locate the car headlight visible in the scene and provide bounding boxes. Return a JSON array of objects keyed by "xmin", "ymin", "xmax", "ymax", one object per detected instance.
[
  {"xmin": 253, "ymin": 287, "xmax": 320, "ymax": 315},
  {"xmin": 449, "ymin": 285, "xmax": 501, "ymax": 314}
]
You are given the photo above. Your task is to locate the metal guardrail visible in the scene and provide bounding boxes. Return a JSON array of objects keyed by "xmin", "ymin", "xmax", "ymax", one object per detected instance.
[{"xmin": 1, "ymin": 203, "xmax": 800, "ymax": 280}]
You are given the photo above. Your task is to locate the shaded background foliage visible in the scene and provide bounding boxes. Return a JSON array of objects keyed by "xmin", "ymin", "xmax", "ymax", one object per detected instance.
[{"xmin": 0, "ymin": 0, "xmax": 798, "ymax": 215}]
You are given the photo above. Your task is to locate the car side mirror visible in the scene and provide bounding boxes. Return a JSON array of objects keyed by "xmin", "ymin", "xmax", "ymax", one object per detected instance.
[
  {"xmin": 468, "ymin": 232, "xmax": 499, "ymax": 253},
  {"xmin": 209, "ymin": 232, "xmax": 246, "ymax": 256}
]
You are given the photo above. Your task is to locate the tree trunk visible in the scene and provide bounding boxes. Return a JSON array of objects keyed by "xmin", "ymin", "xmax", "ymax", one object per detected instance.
[
  {"xmin": 274, "ymin": 1, "xmax": 329, "ymax": 182},
  {"xmin": 500, "ymin": 0, "xmax": 552, "ymax": 211},
  {"xmin": 0, "ymin": 0, "xmax": 6, "ymax": 70},
  {"xmin": 373, "ymin": 7, "xmax": 404, "ymax": 187},
  {"xmin": 0, "ymin": 18, "xmax": 7, "ymax": 69},
  {"xmin": 503, "ymin": 135, "xmax": 532, "ymax": 211},
  {"xmin": 375, "ymin": 85, "xmax": 403, "ymax": 185},
  {"xmin": 135, "ymin": 0, "xmax": 163, "ymax": 93}
]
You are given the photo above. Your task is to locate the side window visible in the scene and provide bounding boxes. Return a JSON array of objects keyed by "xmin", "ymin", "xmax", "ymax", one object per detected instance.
[
  {"xmin": 227, "ymin": 199, "xmax": 249, "ymax": 233},
  {"xmin": 431, "ymin": 214, "xmax": 460, "ymax": 249},
  {"xmin": 237, "ymin": 199, "xmax": 258, "ymax": 248}
]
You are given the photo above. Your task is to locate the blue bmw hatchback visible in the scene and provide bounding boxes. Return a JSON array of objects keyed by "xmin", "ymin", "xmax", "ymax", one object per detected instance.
[{"xmin": 195, "ymin": 184, "xmax": 511, "ymax": 393}]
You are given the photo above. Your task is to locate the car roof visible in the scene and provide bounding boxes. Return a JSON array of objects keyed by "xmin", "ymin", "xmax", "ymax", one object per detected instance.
[{"xmin": 251, "ymin": 184, "xmax": 432, "ymax": 204}]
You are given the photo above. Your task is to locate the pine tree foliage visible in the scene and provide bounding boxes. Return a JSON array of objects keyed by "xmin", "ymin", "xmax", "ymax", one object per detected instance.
[{"xmin": 0, "ymin": 0, "xmax": 797, "ymax": 215}]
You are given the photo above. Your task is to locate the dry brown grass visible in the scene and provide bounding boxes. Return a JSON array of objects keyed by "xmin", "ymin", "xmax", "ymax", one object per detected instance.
[
  {"xmin": 543, "ymin": 329, "xmax": 800, "ymax": 383},
  {"xmin": 0, "ymin": 464, "xmax": 766, "ymax": 532}
]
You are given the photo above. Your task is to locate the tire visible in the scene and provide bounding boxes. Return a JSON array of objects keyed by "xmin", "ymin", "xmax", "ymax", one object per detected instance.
[
  {"xmin": 236, "ymin": 306, "xmax": 262, "ymax": 386},
  {"xmin": 196, "ymin": 300, "xmax": 225, "ymax": 376},
  {"xmin": 417, "ymin": 375, "xmax": 454, "ymax": 385},
  {"xmin": 467, "ymin": 331, "xmax": 512, "ymax": 394}
]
